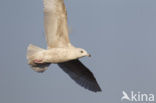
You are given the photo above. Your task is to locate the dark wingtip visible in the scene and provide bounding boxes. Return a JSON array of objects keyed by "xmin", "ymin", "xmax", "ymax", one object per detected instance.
[
  {"xmin": 95, "ymin": 86, "xmax": 102, "ymax": 92},
  {"xmin": 94, "ymin": 87, "xmax": 102, "ymax": 92},
  {"xmin": 88, "ymin": 84, "xmax": 102, "ymax": 93},
  {"xmin": 76, "ymin": 78, "xmax": 102, "ymax": 93}
]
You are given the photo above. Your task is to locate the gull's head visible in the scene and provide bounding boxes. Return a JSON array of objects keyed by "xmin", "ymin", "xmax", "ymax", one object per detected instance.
[{"xmin": 76, "ymin": 48, "xmax": 91, "ymax": 58}]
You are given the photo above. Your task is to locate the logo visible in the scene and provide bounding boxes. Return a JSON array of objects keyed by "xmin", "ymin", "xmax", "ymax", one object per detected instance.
[{"xmin": 121, "ymin": 91, "xmax": 155, "ymax": 103}]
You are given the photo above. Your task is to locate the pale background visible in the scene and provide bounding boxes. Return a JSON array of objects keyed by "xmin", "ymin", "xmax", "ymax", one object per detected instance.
[{"xmin": 0, "ymin": 0, "xmax": 156, "ymax": 103}]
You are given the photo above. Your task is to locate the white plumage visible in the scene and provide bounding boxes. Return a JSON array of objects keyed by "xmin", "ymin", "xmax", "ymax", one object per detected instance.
[{"xmin": 26, "ymin": 0, "xmax": 101, "ymax": 92}]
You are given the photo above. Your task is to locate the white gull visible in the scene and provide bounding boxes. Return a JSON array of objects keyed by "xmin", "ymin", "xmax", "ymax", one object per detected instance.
[{"xmin": 27, "ymin": 0, "xmax": 101, "ymax": 92}]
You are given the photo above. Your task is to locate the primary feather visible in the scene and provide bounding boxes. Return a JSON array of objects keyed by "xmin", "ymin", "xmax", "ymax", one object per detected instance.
[{"xmin": 58, "ymin": 59, "xmax": 102, "ymax": 92}]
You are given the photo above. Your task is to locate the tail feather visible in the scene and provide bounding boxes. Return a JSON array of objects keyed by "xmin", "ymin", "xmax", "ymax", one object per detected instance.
[
  {"xmin": 27, "ymin": 44, "xmax": 50, "ymax": 73},
  {"xmin": 27, "ymin": 44, "xmax": 44, "ymax": 59}
]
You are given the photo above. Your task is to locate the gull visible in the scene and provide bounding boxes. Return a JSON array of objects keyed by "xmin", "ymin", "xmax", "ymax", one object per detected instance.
[{"xmin": 26, "ymin": 0, "xmax": 101, "ymax": 92}]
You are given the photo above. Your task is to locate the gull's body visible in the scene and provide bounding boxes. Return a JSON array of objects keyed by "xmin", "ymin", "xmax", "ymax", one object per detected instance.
[
  {"xmin": 28, "ymin": 45, "xmax": 87, "ymax": 64},
  {"xmin": 27, "ymin": 0, "xmax": 101, "ymax": 92}
]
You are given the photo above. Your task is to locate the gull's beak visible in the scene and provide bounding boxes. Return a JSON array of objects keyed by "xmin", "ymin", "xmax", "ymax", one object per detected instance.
[{"xmin": 88, "ymin": 54, "xmax": 91, "ymax": 57}]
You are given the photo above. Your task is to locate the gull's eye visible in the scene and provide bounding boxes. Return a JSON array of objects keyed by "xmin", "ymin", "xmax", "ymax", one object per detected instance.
[{"xmin": 80, "ymin": 50, "xmax": 84, "ymax": 53}]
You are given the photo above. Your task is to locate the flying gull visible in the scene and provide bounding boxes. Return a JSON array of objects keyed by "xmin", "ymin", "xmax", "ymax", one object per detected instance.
[{"xmin": 26, "ymin": 0, "xmax": 101, "ymax": 92}]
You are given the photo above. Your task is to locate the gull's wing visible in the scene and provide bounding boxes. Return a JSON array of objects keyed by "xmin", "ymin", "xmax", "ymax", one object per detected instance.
[
  {"xmin": 58, "ymin": 59, "xmax": 102, "ymax": 92},
  {"xmin": 43, "ymin": 0, "xmax": 70, "ymax": 48}
]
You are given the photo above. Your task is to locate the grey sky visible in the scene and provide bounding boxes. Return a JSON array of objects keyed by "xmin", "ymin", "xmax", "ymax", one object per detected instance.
[{"xmin": 0, "ymin": 0, "xmax": 156, "ymax": 103}]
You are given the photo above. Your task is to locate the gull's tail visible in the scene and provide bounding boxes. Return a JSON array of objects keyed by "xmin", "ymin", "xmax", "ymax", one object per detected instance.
[{"xmin": 27, "ymin": 44, "xmax": 50, "ymax": 73}]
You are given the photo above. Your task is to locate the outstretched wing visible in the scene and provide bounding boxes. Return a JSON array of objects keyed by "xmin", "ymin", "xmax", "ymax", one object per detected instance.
[
  {"xmin": 58, "ymin": 59, "xmax": 102, "ymax": 92},
  {"xmin": 43, "ymin": 0, "xmax": 70, "ymax": 48}
]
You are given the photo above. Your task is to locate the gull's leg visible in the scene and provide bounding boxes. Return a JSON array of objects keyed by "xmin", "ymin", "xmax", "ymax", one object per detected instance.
[{"xmin": 33, "ymin": 59, "xmax": 43, "ymax": 63}]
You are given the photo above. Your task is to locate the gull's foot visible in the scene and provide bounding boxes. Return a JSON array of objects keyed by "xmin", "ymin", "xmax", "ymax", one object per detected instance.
[{"xmin": 33, "ymin": 59, "xmax": 43, "ymax": 63}]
